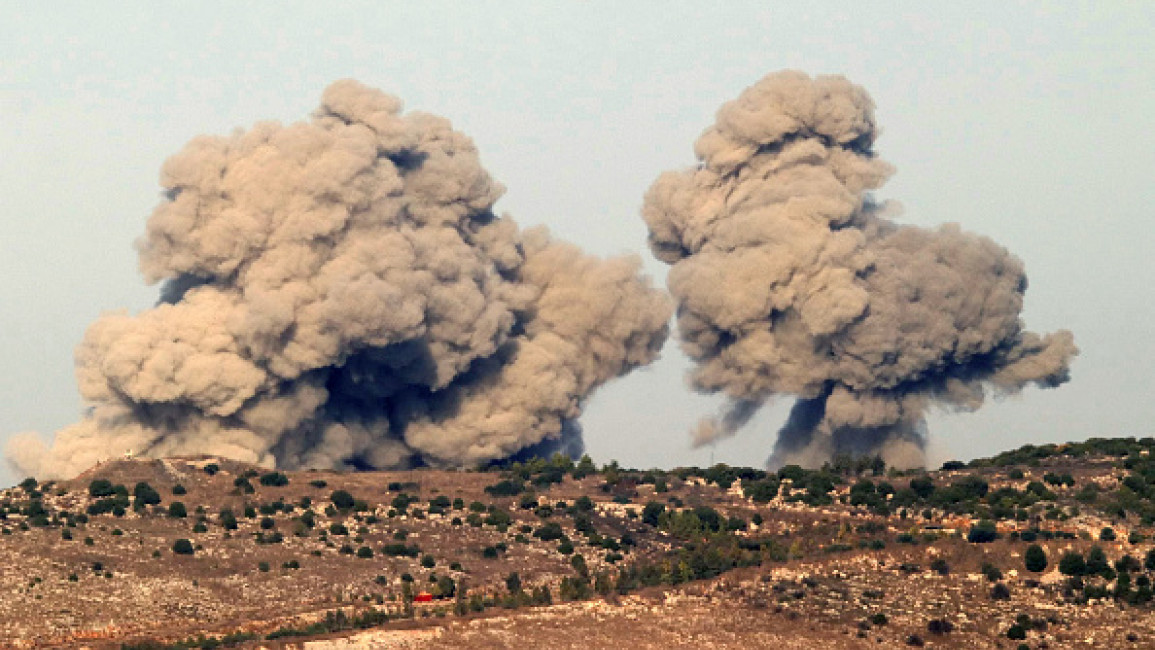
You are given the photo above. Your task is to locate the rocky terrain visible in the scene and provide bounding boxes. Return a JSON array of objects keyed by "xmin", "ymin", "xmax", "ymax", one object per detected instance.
[{"xmin": 4, "ymin": 438, "xmax": 1155, "ymax": 648}]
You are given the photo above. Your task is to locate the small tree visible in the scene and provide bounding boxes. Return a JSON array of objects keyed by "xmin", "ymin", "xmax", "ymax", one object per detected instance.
[
  {"xmin": 967, "ymin": 520, "xmax": 998, "ymax": 544},
  {"xmin": 168, "ymin": 502, "xmax": 188, "ymax": 518},
  {"xmin": 435, "ymin": 575, "xmax": 456, "ymax": 598},
  {"xmin": 1059, "ymin": 551, "xmax": 1086, "ymax": 577},
  {"xmin": 133, "ymin": 482, "xmax": 161, "ymax": 508},
  {"xmin": 259, "ymin": 471, "xmax": 289, "ymax": 487},
  {"xmin": 1024, "ymin": 544, "xmax": 1048, "ymax": 573},
  {"xmin": 929, "ymin": 558, "xmax": 950, "ymax": 576},
  {"xmin": 88, "ymin": 479, "xmax": 116, "ymax": 498},
  {"xmin": 990, "ymin": 583, "xmax": 1011, "ymax": 600},
  {"xmin": 172, "ymin": 539, "xmax": 195, "ymax": 555},
  {"xmin": 1086, "ymin": 545, "xmax": 1111, "ymax": 578},
  {"xmin": 505, "ymin": 571, "xmax": 522, "ymax": 593},
  {"xmin": 331, "ymin": 490, "xmax": 355, "ymax": 511}
]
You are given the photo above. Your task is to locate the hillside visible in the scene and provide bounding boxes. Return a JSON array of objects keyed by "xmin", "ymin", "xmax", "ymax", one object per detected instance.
[{"xmin": 4, "ymin": 438, "xmax": 1155, "ymax": 648}]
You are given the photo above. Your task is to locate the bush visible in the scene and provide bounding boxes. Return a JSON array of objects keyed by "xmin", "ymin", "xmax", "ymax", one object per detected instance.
[
  {"xmin": 260, "ymin": 517, "xmax": 275, "ymax": 530},
  {"xmin": 1006, "ymin": 624, "xmax": 1027, "ymax": 640},
  {"xmin": 484, "ymin": 479, "xmax": 525, "ymax": 497},
  {"xmin": 990, "ymin": 583, "xmax": 1011, "ymax": 600},
  {"xmin": 534, "ymin": 522, "xmax": 565, "ymax": 542},
  {"xmin": 981, "ymin": 562, "xmax": 1003, "ymax": 582},
  {"xmin": 356, "ymin": 546, "xmax": 374, "ymax": 559},
  {"xmin": 421, "ymin": 554, "xmax": 436, "ymax": 568},
  {"xmin": 1024, "ymin": 544, "xmax": 1047, "ymax": 572},
  {"xmin": 167, "ymin": 502, "xmax": 187, "ymax": 518},
  {"xmin": 258, "ymin": 561, "xmax": 270, "ymax": 572},
  {"xmin": 1086, "ymin": 545, "xmax": 1111, "ymax": 577},
  {"xmin": 219, "ymin": 509, "xmax": 238, "ymax": 530},
  {"xmin": 382, "ymin": 543, "xmax": 420, "ymax": 558},
  {"xmin": 203, "ymin": 463, "xmax": 220, "ymax": 475},
  {"xmin": 967, "ymin": 520, "xmax": 998, "ymax": 544},
  {"xmin": 88, "ymin": 479, "xmax": 116, "ymax": 498},
  {"xmin": 505, "ymin": 571, "xmax": 522, "ymax": 593},
  {"xmin": 257, "ymin": 471, "xmax": 287, "ymax": 487},
  {"xmin": 1059, "ymin": 551, "xmax": 1087, "ymax": 576},
  {"xmin": 331, "ymin": 490, "xmax": 355, "ymax": 511},
  {"xmin": 172, "ymin": 539, "xmax": 195, "ymax": 555},
  {"xmin": 926, "ymin": 618, "xmax": 954, "ymax": 635},
  {"xmin": 133, "ymin": 482, "xmax": 161, "ymax": 507},
  {"xmin": 929, "ymin": 558, "xmax": 950, "ymax": 575},
  {"xmin": 1100, "ymin": 527, "xmax": 1117, "ymax": 542}
]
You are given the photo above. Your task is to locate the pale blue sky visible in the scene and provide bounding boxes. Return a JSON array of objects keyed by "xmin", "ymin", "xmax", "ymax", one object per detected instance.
[{"xmin": 2, "ymin": 2, "xmax": 1153, "ymax": 486}]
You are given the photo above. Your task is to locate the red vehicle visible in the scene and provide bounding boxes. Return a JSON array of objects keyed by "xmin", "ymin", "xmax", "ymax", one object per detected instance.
[{"xmin": 414, "ymin": 592, "xmax": 434, "ymax": 603}]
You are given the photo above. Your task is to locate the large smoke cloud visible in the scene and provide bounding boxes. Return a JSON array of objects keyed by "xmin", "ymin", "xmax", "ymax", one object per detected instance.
[
  {"xmin": 643, "ymin": 71, "xmax": 1077, "ymax": 468},
  {"xmin": 8, "ymin": 80, "xmax": 671, "ymax": 479}
]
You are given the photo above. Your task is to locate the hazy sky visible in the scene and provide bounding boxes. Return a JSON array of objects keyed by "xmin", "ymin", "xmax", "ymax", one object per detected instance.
[{"xmin": 2, "ymin": 2, "xmax": 1153, "ymax": 486}]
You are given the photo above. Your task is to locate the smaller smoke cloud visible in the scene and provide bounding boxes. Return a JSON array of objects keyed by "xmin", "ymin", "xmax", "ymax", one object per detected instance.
[
  {"xmin": 8, "ymin": 80, "xmax": 672, "ymax": 479},
  {"xmin": 643, "ymin": 70, "xmax": 1077, "ymax": 468}
]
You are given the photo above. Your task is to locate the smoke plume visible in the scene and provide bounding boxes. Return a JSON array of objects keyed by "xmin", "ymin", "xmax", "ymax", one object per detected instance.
[
  {"xmin": 8, "ymin": 80, "xmax": 671, "ymax": 479},
  {"xmin": 643, "ymin": 71, "xmax": 1076, "ymax": 468}
]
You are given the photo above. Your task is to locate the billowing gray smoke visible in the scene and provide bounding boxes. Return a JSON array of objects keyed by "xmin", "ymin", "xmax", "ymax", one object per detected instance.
[
  {"xmin": 642, "ymin": 71, "xmax": 1076, "ymax": 469},
  {"xmin": 8, "ymin": 80, "xmax": 671, "ymax": 479}
]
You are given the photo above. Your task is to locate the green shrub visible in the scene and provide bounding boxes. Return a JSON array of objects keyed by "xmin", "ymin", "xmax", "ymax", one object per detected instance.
[
  {"xmin": 172, "ymin": 539, "xmax": 195, "ymax": 555},
  {"xmin": 967, "ymin": 520, "xmax": 998, "ymax": 544},
  {"xmin": 132, "ymin": 482, "xmax": 161, "ymax": 507},
  {"xmin": 1024, "ymin": 544, "xmax": 1047, "ymax": 572},
  {"xmin": 534, "ymin": 522, "xmax": 565, "ymax": 542},
  {"xmin": 484, "ymin": 479, "xmax": 525, "ymax": 497},
  {"xmin": 1059, "ymin": 551, "xmax": 1087, "ymax": 576},
  {"xmin": 330, "ymin": 490, "xmax": 355, "ymax": 511},
  {"xmin": 88, "ymin": 479, "xmax": 116, "ymax": 498},
  {"xmin": 259, "ymin": 472, "xmax": 289, "ymax": 487},
  {"xmin": 219, "ymin": 509, "xmax": 239, "ymax": 530},
  {"xmin": 168, "ymin": 502, "xmax": 187, "ymax": 518}
]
